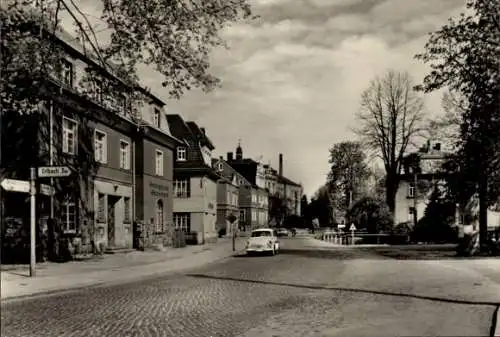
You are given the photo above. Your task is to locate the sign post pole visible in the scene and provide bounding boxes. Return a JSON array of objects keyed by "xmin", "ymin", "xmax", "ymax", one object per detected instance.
[
  {"xmin": 349, "ymin": 223, "xmax": 357, "ymax": 246},
  {"xmin": 226, "ymin": 213, "xmax": 238, "ymax": 252},
  {"xmin": 30, "ymin": 167, "xmax": 37, "ymax": 277}
]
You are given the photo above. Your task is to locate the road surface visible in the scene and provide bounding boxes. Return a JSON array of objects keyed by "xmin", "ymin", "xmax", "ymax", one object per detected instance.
[{"xmin": 1, "ymin": 237, "xmax": 497, "ymax": 337}]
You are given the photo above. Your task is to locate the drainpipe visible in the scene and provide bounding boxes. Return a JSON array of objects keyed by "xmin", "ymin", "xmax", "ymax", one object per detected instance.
[{"xmin": 132, "ymin": 138, "xmax": 136, "ymax": 221}]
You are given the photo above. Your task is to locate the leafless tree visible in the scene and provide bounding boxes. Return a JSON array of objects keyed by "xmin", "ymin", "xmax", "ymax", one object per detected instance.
[{"xmin": 355, "ymin": 70, "xmax": 427, "ymax": 214}]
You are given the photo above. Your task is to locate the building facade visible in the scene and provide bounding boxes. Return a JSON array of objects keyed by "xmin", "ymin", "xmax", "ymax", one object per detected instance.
[
  {"xmin": 395, "ymin": 143, "xmax": 449, "ymax": 226},
  {"xmin": 134, "ymin": 94, "xmax": 180, "ymax": 248},
  {"xmin": 167, "ymin": 115, "xmax": 219, "ymax": 244},
  {"xmin": 225, "ymin": 145, "xmax": 269, "ymax": 229},
  {"xmin": 264, "ymin": 153, "xmax": 303, "ymax": 222},
  {"xmin": 213, "ymin": 158, "xmax": 239, "ymax": 235},
  {"xmin": 0, "ymin": 23, "xmax": 178, "ymax": 262}
]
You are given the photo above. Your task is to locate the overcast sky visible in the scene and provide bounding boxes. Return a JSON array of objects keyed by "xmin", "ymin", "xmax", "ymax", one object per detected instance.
[{"xmin": 63, "ymin": 0, "xmax": 466, "ymax": 197}]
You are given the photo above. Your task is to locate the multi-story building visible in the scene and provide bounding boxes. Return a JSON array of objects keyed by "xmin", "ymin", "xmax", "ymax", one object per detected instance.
[
  {"xmin": 395, "ymin": 142, "xmax": 449, "ymax": 226},
  {"xmin": 212, "ymin": 158, "xmax": 239, "ymax": 235},
  {"xmin": 166, "ymin": 114, "xmax": 219, "ymax": 244},
  {"xmin": 213, "ymin": 155, "xmax": 260, "ymax": 231},
  {"xmin": 264, "ymin": 153, "xmax": 303, "ymax": 220},
  {"xmin": 226, "ymin": 144, "xmax": 269, "ymax": 229},
  {"xmin": 0, "ymin": 22, "xmax": 179, "ymax": 260},
  {"xmin": 133, "ymin": 91, "xmax": 180, "ymax": 248},
  {"xmin": 396, "ymin": 142, "xmax": 500, "ymax": 236}
]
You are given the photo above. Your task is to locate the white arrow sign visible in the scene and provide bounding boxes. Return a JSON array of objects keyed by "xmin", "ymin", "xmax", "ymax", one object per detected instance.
[
  {"xmin": 1, "ymin": 179, "xmax": 55, "ymax": 196},
  {"xmin": 38, "ymin": 166, "xmax": 71, "ymax": 178},
  {"xmin": 349, "ymin": 224, "xmax": 357, "ymax": 231},
  {"xmin": 1, "ymin": 179, "xmax": 29, "ymax": 193}
]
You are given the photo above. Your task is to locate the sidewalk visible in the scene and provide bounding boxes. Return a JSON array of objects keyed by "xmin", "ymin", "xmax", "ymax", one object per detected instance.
[{"xmin": 1, "ymin": 237, "xmax": 245, "ymax": 301}]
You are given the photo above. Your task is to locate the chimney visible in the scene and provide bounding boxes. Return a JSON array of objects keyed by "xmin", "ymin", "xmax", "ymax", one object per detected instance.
[
  {"xmin": 227, "ymin": 152, "xmax": 233, "ymax": 161},
  {"xmin": 433, "ymin": 143, "xmax": 441, "ymax": 151},
  {"xmin": 279, "ymin": 153, "xmax": 283, "ymax": 176}
]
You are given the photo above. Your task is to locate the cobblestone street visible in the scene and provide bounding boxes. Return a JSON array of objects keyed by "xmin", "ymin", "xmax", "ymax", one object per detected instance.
[{"xmin": 1, "ymin": 237, "xmax": 498, "ymax": 337}]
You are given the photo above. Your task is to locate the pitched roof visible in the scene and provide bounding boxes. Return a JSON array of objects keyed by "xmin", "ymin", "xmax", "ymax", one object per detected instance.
[
  {"xmin": 186, "ymin": 122, "xmax": 215, "ymax": 150},
  {"xmin": 277, "ymin": 175, "xmax": 301, "ymax": 187}
]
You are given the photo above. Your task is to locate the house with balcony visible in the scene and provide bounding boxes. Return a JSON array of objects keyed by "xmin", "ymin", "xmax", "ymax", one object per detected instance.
[
  {"xmin": 0, "ymin": 17, "xmax": 179, "ymax": 262},
  {"xmin": 225, "ymin": 144, "xmax": 269, "ymax": 229},
  {"xmin": 166, "ymin": 114, "xmax": 219, "ymax": 244},
  {"xmin": 212, "ymin": 158, "xmax": 240, "ymax": 235}
]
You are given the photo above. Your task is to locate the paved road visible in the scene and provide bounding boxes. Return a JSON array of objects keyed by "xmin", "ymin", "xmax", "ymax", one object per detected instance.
[{"xmin": 1, "ymin": 237, "xmax": 497, "ymax": 337}]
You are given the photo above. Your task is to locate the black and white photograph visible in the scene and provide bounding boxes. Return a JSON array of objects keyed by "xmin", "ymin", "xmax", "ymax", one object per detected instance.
[{"xmin": 0, "ymin": 0, "xmax": 499, "ymax": 336}]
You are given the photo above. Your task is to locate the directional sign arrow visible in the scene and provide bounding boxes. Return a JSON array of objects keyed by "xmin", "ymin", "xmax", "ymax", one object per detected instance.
[
  {"xmin": 0, "ymin": 179, "xmax": 30, "ymax": 193},
  {"xmin": 38, "ymin": 166, "xmax": 71, "ymax": 178}
]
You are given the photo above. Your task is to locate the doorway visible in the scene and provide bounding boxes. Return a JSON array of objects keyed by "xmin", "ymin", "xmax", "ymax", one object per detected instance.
[{"xmin": 107, "ymin": 196, "xmax": 120, "ymax": 248}]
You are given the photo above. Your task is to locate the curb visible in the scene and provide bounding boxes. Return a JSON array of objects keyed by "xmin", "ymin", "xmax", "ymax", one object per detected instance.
[
  {"xmin": 492, "ymin": 305, "xmax": 499, "ymax": 337},
  {"xmin": 1, "ymin": 247, "xmax": 244, "ymax": 304}
]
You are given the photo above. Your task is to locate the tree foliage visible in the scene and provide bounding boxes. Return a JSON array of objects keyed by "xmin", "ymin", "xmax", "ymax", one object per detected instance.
[
  {"xmin": 415, "ymin": 0, "xmax": 500, "ymax": 248},
  {"xmin": 413, "ymin": 185, "xmax": 457, "ymax": 243},
  {"xmin": 1, "ymin": 0, "xmax": 254, "ymax": 115},
  {"xmin": 327, "ymin": 141, "xmax": 370, "ymax": 215},
  {"xmin": 355, "ymin": 70, "xmax": 427, "ymax": 214},
  {"xmin": 346, "ymin": 196, "xmax": 393, "ymax": 234},
  {"xmin": 308, "ymin": 185, "xmax": 334, "ymax": 227}
]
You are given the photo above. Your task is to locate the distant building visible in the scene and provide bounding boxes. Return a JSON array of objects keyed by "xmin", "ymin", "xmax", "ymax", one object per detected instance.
[
  {"xmin": 264, "ymin": 153, "xmax": 303, "ymax": 219},
  {"xmin": 395, "ymin": 142, "xmax": 450, "ymax": 226},
  {"xmin": 212, "ymin": 158, "xmax": 242, "ymax": 234},
  {"xmin": 225, "ymin": 144, "xmax": 269, "ymax": 229},
  {"xmin": 166, "ymin": 115, "xmax": 219, "ymax": 244}
]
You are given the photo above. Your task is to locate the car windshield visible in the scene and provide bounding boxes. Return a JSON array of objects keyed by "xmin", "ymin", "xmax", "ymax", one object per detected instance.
[{"xmin": 251, "ymin": 231, "xmax": 272, "ymax": 237}]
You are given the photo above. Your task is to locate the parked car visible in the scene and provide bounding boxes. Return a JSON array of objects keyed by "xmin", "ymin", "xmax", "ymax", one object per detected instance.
[
  {"xmin": 245, "ymin": 228, "xmax": 280, "ymax": 256},
  {"xmin": 276, "ymin": 228, "xmax": 290, "ymax": 237}
]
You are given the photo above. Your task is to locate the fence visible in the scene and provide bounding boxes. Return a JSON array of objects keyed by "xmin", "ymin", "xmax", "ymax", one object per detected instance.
[{"xmin": 318, "ymin": 231, "xmax": 411, "ymax": 245}]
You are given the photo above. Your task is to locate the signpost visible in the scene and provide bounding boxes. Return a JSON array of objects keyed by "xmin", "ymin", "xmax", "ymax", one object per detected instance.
[
  {"xmin": 0, "ymin": 166, "xmax": 71, "ymax": 277},
  {"xmin": 227, "ymin": 213, "xmax": 238, "ymax": 252},
  {"xmin": 38, "ymin": 166, "xmax": 71, "ymax": 178},
  {"xmin": 29, "ymin": 168, "xmax": 36, "ymax": 277},
  {"xmin": 349, "ymin": 223, "xmax": 357, "ymax": 246}
]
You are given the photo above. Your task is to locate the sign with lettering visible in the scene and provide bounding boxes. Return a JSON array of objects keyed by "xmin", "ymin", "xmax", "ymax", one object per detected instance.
[{"xmin": 38, "ymin": 166, "xmax": 71, "ymax": 178}]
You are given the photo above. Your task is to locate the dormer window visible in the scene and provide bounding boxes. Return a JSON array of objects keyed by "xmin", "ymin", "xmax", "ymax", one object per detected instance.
[
  {"xmin": 153, "ymin": 107, "xmax": 161, "ymax": 128},
  {"xmin": 217, "ymin": 163, "xmax": 223, "ymax": 171},
  {"xmin": 177, "ymin": 146, "xmax": 186, "ymax": 161}
]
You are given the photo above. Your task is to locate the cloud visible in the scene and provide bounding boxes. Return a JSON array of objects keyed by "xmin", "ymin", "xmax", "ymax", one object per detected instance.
[{"xmin": 62, "ymin": 0, "xmax": 466, "ymax": 196}]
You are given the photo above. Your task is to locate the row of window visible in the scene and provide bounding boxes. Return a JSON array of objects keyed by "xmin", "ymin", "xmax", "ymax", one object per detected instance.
[
  {"xmin": 58, "ymin": 59, "xmax": 167, "ymax": 124},
  {"xmin": 94, "ymin": 130, "xmax": 131, "ymax": 170},
  {"xmin": 62, "ymin": 117, "xmax": 165, "ymax": 176}
]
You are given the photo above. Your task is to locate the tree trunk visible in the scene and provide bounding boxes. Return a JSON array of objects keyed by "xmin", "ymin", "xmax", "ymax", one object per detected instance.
[
  {"xmin": 478, "ymin": 174, "xmax": 489, "ymax": 252},
  {"xmin": 385, "ymin": 175, "xmax": 397, "ymax": 216}
]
